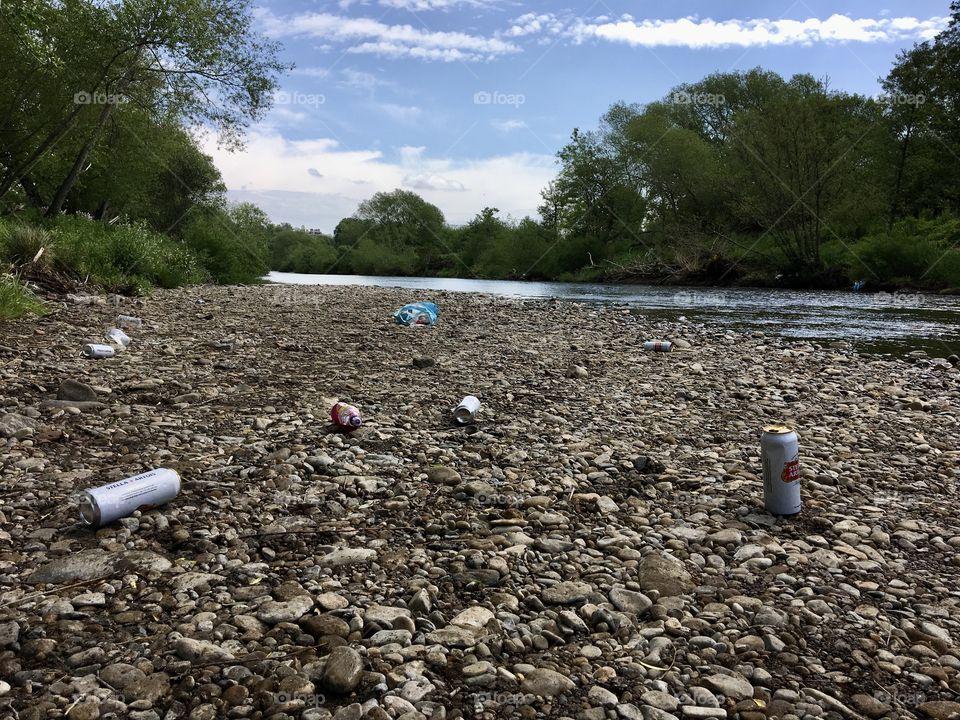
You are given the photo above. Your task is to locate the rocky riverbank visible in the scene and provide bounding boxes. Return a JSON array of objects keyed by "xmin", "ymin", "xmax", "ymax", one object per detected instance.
[{"xmin": 1, "ymin": 284, "xmax": 959, "ymax": 720}]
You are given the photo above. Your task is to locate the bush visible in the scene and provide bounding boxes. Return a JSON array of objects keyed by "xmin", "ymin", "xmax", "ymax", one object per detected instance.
[
  {"xmin": 0, "ymin": 275, "xmax": 45, "ymax": 320},
  {"xmin": 45, "ymin": 215, "xmax": 208, "ymax": 292},
  {"xmin": 178, "ymin": 207, "xmax": 269, "ymax": 284},
  {"xmin": 0, "ymin": 223, "xmax": 54, "ymax": 268},
  {"xmin": 839, "ymin": 216, "xmax": 960, "ymax": 288}
]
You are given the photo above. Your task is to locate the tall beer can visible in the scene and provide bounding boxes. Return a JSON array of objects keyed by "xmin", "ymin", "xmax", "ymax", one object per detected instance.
[
  {"xmin": 760, "ymin": 425, "xmax": 801, "ymax": 515},
  {"xmin": 116, "ymin": 314, "xmax": 143, "ymax": 329},
  {"xmin": 106, "ymin": 327, "xmax": 131, "ymax": 347},
  {"xmin": 643, "ymin": 340, "xmax": 672, "ymax": 352},
  {"xmin": 453, "ymin": 395, "xmax": 481, "ymax": 425},
  {"xmin": 79, "ymin": 468, "xmax": 181, "ymax": 527}
]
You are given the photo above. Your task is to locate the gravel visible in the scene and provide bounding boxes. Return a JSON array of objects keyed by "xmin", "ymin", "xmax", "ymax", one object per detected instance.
[{"xmin": 0, "ymin": 283, "xmax": 958, "ymax": 719}]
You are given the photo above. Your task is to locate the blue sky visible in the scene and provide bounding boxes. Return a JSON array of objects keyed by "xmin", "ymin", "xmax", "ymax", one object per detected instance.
[{"xmin": 204, "ymin": 1, "xmax": 951, "ymax": 232}]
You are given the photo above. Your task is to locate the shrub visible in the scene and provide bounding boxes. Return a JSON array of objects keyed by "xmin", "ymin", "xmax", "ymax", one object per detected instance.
[
  {"xmin": 0, "ymin": 223, "xmax": 54, "ymax": 268},
  {"xmin": 0, "ymin": 275, "xmax": 45, "ymax": 321}
]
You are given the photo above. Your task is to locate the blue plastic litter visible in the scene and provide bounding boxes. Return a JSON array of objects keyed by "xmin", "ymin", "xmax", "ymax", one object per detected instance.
[{"xmin": 393, "ymin": 301, "xmax": 439, "ymax": 326}]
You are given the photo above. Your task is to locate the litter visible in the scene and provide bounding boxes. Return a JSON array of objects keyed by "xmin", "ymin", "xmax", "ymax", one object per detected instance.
[
  {"xmin": 393, "ymin": 301, "xmax": 438, "ymax": 327},
  {"xmin": 453, "ymin": 395, "xmax": 481, "ymax": 425},
  {"xmin": 331, "ymin": 402, "xmax": 362, "ymax": 429},
  {"xmin": 106, "ymin": 328, "xmax": 131, "ymax": 347},
  {"xmin": 82, "ymin": 343, "xmax": 115, "ymax": 359},
  {"xmin": 116, "ymin": 314, "xmax": 143, "ymax": 329},
  {"xmin": 79, "ymin": 468, "xmax": 181, "ymax": 527},
  {"xmin": 643, "ymin": 340, "xmax": 672, "ymax": 352}
]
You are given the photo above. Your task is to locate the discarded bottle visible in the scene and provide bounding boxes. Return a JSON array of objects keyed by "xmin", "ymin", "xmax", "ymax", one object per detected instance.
[
  {"xmin": 79, "ymin": 468, "xmax": 181, "ymax": 527},
  {"xmin": 761, "ymin": 425, "xmax": 801, "ymax": 516},
  {"xmin": 393, "ymin": 301, "xmax": 439, "ymax": 327},
  {"xmin": 643, "ymin": 340, "xmax": 672, "ymax": 352},
  {"xmin": 82, "ymin": 343, "xmax": 115, "ymax": 359},
  {"xmin": 106, "ymin": 328, "xmax": 131, "ymax": 347},
  {"xmin": 331, "ymin": 402, "xmax": 362, "ymax": 429},
  {"xmin": 453, "ymin": 395, "xmax": 481, "ymax": 425},
  {"xmin": 116, "ymin": 314, "xmax": 143, "ymax": 329}
]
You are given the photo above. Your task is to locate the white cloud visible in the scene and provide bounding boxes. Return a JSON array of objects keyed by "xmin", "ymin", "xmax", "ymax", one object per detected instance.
[
  {"xmin": 505, "ymin": 13, "xmax": 566, "ymax": 38},
  {"xmin": 565, "ymin": 14, "xmax": 948, "ymax": 48},
  {"xmin": 491, "ymin": 119, "xmax": 527, "ymax": 132},
  {"xmin": 202, "ymin": 130, "xmax": 556, "ymax": 231},
  {"xmin": 373, "ymin": 102, "xmax": 423, "ymax": 124},
  {"xmin": 403, "ymin": 173, "xmax": 466, "ymax": 191},
  {"xmin": 379, "ymin": 0, "xmax": 488, "ymax": 9},
  {"xmin": 256, "ymin": 10, "xmax": 519, "ymax": 62}
]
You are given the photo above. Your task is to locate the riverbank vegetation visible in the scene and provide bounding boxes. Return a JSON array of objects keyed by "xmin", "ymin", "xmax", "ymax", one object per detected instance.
[{"xmin": 2, "ymin": 0, "xmax": 960, "ymax": 323}]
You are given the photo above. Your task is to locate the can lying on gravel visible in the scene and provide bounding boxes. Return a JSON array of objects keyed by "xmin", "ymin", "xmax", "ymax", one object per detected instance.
[
  {"xmin": 106, "ymin": 328, "xmax": 131, "ymax": 347},
  {"xmin": 643, "ymin": 340, "xmax": 672, "ymax": 352},
  {"xmin": 761, "ymin": 424, "xmax": 801, "ymax": 516},
  {"xmin": 453, "ymin": 395, "xmax": 481, "ymax": 425},
  {"xmin": 79, "ymin": 468, "xmax": 181, "ymax": 527},
  {"xmin": 116, "ymin": 314, "xmax": 143, "ymax": 329},
  {"xmin": 82, "ymin": 343, "xmax": 115, "ymax": 359},
  {"xmin": 331, "ymin": 402, "xmax": 362, "ymax": 429}
]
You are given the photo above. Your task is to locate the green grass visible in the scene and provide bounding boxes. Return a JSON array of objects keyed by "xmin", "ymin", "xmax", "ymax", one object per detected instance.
[{"xmin": 0, "ymin": 275, "xmax": 45, "ymax": 321}]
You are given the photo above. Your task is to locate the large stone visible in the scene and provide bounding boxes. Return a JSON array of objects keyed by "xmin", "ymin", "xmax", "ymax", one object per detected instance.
[
  {"xmin": 321, "ymin": 646, "xmax": 364, "ymax": 694},
  {"xmin": 174, "ymin": 637, "xmax": 235, "ymax": 663},
  {"xmin": 638, "ymin": 552, "xmax": 694, "ymax": 597},
  {"xmin": 57, "ymin": 379, "xmax": 98, "ymax": 402},
  {"xmin": 542, "ymin": 581, "xmax": 593, "ymax": 605},
  {"xmin": 364, "ymin": 605, "xmax": 412, "ymax": 627},
  {"xmin": 0, "ymin": 621, "xmax": 19, "ymax": 648},
  {"xmin": 319, "ymin": 548, "xmax": 377, "ymax": 567},
  {"xmin": 29, "ymin": 549, "xmax": 116, "ymax": 584},
  {"xmin": 918, "ymin": 701, "xmax": 960, "ymax": 719},
  {"xmin": 521, "ymin": 668, "xmax": 575, "ymax": 696},
  {"xmin": 609, "ymin": 587, "xmax": 653, "ymax": 616},
  {"xmin": 257, "ymin": 595, "xmax": 314, "ymax": 624},
  {"xmin": 0, "ymin": 413, "xmax": 36, "ymax": 439},
  {"xmin": 302, "ymin": 614, "xmax": 350, "ymax": 639},
  {"xmin": 450, "ymin": 606, "xmax": 495, "ymax": 628},
  {"xmin": 702, "ymin": 673, "xmax": 753, "ymax": 701}
]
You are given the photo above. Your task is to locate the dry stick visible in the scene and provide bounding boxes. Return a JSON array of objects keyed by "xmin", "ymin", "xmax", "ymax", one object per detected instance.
[{"xmin": 0, "ymin": 575, "xmax": 114, "ymax": 609}]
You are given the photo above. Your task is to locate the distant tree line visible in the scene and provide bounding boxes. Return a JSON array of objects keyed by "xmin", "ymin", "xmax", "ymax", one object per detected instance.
[{"xmin": 275, "ymin": 3, "xmax": 960, "ymax": 289}]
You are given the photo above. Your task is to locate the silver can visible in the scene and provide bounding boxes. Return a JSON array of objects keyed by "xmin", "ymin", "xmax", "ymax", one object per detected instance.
[
  {"xmin": 79, "ymin": 468, "xmax": 181, "ymax": 527},
  {"xmin": 82, "ymin": 343, "xmax": 115, "ymax": 359},
  {"xmin": 643, "ymin": 340, "xmax": 672, "ymax": 352},
  {"xmin": 453, "ymin": 395, "xmax": 481, "ymax": 425},
  {"xmin": 106, "ymin": 328, "xmax": 131, "ymax": 347},
  {"xmin": 761, "ymin": 425, "xmax": 801, "ymax": 516},
  {"xmin": 116, "ymin": 314, "xmax": 143, "ymax": 329}
]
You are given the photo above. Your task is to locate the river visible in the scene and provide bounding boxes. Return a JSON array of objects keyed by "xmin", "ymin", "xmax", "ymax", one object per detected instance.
[{"xmin": 267, "ymin": 272, "xmax": 960, "ymax": 358}]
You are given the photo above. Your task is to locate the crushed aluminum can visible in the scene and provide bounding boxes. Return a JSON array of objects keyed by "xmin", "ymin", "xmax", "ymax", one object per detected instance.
[
  {"xmin": 79, "ymin": 468, "xmax": 181, "ymax": 527},
  {"xmin": 106, "ymin": 328, "xmax": 131, "ymax": 347},
  {"xmin": 116, "ymin": 314, "xmax": 143, "ymax": 329},
  {"xmin": 453, "ymin": 395, "xmax": 481, "ymax": 425}
]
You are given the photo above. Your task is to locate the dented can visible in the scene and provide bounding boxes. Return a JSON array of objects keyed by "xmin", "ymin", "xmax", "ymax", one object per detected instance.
[
  {"xmin": 453, "ymin": 395, "xmax": 481, "ymax": 425},
  {"xmin": 761, "ymin": 425, "xmax": 801, "ymax": 516},
  {"xmin": 643, "ymin": 340, "xmax": 672, "ymax": 352},
  {"xmin": 79, "ymin": 468, "xmax": 181, "ymax": 527},
  {"xmin": 82, "ymin": 343, "xmax": 115, "ymax": 359},
  {"xmin": 331, "ymin": 402, "xmax": 362, "ymax": 429},
  {"xmin": 106, "ymin": 328, "xmax": 131, "ymax": 347},
  {"xmin": 116, "ymin": 314, "xmax": 143, "ymax": 329}
]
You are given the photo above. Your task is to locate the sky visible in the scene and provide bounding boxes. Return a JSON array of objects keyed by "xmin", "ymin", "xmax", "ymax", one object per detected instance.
[{"xmin": 202, "ymin": 0, "xmax": 952, "ymax": 233}]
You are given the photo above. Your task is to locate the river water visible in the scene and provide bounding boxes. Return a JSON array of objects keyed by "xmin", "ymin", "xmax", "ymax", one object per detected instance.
[{"xmin": 267, "ymin": 272, "xmax": 960, "ymax": 358}]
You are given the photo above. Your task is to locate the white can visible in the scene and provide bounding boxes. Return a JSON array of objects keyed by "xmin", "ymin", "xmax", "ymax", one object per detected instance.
[
  {"xmin": 79, "ymin": 468, "xmax": 181, "ymax": 527},
  {"xmin": 761, "ymin": 425, "xmax": 801, "ymax": 516},
  {"xmin": 106, "ymin": 328, "xmax": 131, "ymax": 347},
  {"xmin": 116, "ymin": 314, "xmax": 143, "ymax": 329},
  {"xmin": 643, "ymin": 340, "xmax": 672, "ymax": 352},
  {"xmin": 453, "ymin": 395, "xmax": 481, "ymax": 425},
  {"xmin": 82, "ymin": 343, "xmax": 115, "ymax": 359}
]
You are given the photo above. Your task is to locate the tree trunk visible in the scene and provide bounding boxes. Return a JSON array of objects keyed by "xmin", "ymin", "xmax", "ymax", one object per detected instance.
[
  {"xmin": 19, "ymin": 176, "xmax": 45, "ymax": 208},
  {"xmin": 0, "ymin": 105, "xmax": 83, "ymax": 201}
]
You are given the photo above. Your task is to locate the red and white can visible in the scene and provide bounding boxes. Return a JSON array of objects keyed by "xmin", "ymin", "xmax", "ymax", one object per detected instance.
[
  {"xmin": 761, "ymin": 425, "xmax": 801, "ymax": 515},
  {"xmin": 643, "ymin": 340, "xmax": 672, "ymax": 352},
  {"xmin": 331, "ymin": 402, "xmax": 362, "ymax": 429}
]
